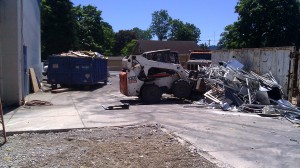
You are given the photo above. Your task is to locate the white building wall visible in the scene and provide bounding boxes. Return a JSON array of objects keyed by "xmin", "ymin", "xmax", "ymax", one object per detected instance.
[
  {"xmin": 0, "ymin": 0, "xmax": 41, "ymax": 106},
  {"xmin": 0, "ymin": 0, "xmax": 22, "ymax": 106},
  {"xmin": 23, "ymin": 0, "xmax": 41, "ymax": 79}
]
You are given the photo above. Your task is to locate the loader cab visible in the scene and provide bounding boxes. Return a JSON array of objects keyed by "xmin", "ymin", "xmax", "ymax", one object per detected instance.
[
  {"xmin": 142, "ymin": 49, "xmax": 179, "ymax": 64},
  {"xmin": 186, "ymin": 50, "xmax": 212, "ymax": 70}
]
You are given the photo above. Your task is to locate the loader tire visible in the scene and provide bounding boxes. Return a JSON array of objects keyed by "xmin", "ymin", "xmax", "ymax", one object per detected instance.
[
  {"xmin": 141, "ymin": 85, "xmax": 162, "ymax": 104},
  {"xmin": 172, "ymin": 80, "xmax": 191, "ymax": 99}
]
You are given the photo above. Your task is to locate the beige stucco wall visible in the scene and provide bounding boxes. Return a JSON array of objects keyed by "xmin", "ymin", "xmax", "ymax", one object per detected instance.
[{"xmin": 108, "ymin": 56, "xmax": 123, "ymax": 71}]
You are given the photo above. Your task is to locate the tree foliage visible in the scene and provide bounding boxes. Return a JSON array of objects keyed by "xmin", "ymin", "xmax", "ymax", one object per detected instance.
[
  {"xmin": 218, "ymin": 0, "xmax": 300, "ymax": 49},
  {"xmin": 113, "ymin": 30, "xmax": 136, "ymax": 55},
  {"xmin": 168, "ymin": 19, "xmax": 201, "ymax": 42},
  {"xmin": 41, "ymin": 0, "xmax": 78, "ymax": 60},
  {"xmin": 218, "ymin": 22, "xmax": 244, "ymax": 49},
  {"xmin": 41, "ymin": 3, "xmax": 203, "ymax": 58},
  {"xmin": 131, "ymin": 27, "xmax": 152, "ymax": 40},
  {"xmin": 150, "ymin": 10, "xmax": 201, "ymax": 42},
  {"xmin": 150, "ymin": 10, "xmax": 172, "ymax": 41},
  {"xmin": 200, "ymin": 43, "xmax": 209, "ymax": 50},
  {"xmin": 101, "ymin": 22, "xmax": 115, "ymax": 55},
  {"xmin": 121, "ymin": 40, "xmax": 138, "ymax": 56},
  {"xmin": 74, "ymin": 5, "xmax": 104, "ymax": 52},
  {"xmin": 41, "ymin": 1, "xmax": 116, "ymax": 57}
]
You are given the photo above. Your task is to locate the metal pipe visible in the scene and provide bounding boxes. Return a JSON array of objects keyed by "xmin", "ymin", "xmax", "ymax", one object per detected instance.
[{"xmin": 246, "ymin": 78, "xmax": 252, "ymax": 104}]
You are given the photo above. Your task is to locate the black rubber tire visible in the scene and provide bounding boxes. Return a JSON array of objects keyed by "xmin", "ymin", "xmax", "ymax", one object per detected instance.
[
  {"xmin": 172, "ymin": 79, "xmax": 191, "ymax": 99},
  {"xmin": 141, "ymin": 85, "xmax": 162, "ymax": 104}
]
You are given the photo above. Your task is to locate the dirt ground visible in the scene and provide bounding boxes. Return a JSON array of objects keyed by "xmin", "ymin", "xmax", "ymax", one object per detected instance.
[{"xmin": 0, "ymin": 125, "xmax": 218, "ymax": 168}]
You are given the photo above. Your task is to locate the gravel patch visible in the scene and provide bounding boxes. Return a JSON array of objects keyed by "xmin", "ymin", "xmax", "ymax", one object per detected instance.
[{"xmin": 0, "ymin": 125, "xmax": 218, "ymax": 168}]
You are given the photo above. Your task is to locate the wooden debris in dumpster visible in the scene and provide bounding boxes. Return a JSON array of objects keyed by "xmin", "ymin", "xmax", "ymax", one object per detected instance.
[
  {"xmin": 51, "ymin": 88, "xmax": 71, "ymax": 94},
  {"xmin": 58, "ymin": 51, "xmax": 104, "ymax": 58}
]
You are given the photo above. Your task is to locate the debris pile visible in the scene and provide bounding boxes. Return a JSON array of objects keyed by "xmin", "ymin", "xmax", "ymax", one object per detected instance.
[
  {"xmin": 24, "ymin": 100, "xmax": 53, "ymax": 106},
  {"xmin": 194, "ymin": 59, "xmax": 300, "ymax": 124},
  {"xmin": 57, "ymin": 51, "xmax": 103, "ymax": 58}
]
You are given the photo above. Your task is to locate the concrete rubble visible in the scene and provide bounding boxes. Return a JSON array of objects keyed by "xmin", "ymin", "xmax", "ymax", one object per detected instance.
[{"xmin": 191, "ymin": 59, "xmax": 300, "ymax": 125}]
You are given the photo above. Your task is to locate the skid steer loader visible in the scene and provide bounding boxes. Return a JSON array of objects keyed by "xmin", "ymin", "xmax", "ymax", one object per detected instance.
[{"xmin": 119, "ymin": 49, "xmax": 202, "ymax": 103}]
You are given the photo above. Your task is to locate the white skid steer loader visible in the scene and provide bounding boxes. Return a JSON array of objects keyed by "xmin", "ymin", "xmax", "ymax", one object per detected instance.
[{"xmin": 119, "ymin": 49, "xmax": 199, "ymax": 103}]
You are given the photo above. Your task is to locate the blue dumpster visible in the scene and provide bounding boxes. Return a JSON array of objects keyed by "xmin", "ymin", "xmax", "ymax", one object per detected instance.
[{"xmin": 47, "ymin": 56, "xmax": 108, "ymax": 87}]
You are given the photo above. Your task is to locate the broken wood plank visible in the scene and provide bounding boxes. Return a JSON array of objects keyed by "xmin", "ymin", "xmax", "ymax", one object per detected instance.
[
  {"xmin": 51, "ymin": 88, "xmax": 71, "ymax": 94},
  {"xmin": 29, "ymin": 68, "xmax": 39, "ymax": 93},
  {"xmin": 102, "ymin": 103, "xmax": 130, "ymax": 110}
]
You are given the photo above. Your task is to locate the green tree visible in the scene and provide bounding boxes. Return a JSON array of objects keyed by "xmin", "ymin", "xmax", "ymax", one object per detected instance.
[
  {"xmin": 113, "ymin": 30, "xmax": 136, "ymax": 55},
  {"xmin": 74, "ymin": 5, "xmax": 104, "ymax": 52},
  {"xmin": 41, "ymin": 0, "xmax": 78, "ymax": 60},
  {"xmin": 150, "ymin": 10, "xmax": 172, "ymax": 40},
  {"xmin": 200, "ymin": 43, "xmax": 209, "ymax": 50},
  {"xmin": 121, "ymin": 40, "xmax": 138, "ymax": 56},
  {"xmin": 168, "ymin": 19, "xmax": 201, "ymax": 42},
  {"xmin": 101, "ymin": 22, "xmax": 115, "ymax": 55},
  {"xmin": 131, "ymin": 27, "xmax": 152, "ymax": 40},
  {"xmin": 218, "ymin": 22, "xmax": 244, "ymax": 49},
  {"xmin": 218, "ymin": 0, "xmax": 300, "ymax": 49}
]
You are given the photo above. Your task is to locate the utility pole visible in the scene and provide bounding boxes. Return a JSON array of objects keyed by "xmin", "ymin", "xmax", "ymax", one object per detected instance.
[{"xmin": 214, "ymin": 32, "xmax": 215, "ymax": 46}]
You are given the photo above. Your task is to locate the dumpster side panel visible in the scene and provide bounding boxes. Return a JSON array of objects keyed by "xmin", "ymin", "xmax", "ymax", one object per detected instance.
[
  {"xmin": 93, "ymin": 58, "xmax": 100, "ymax": 83},
  {"xmin": 100, "ymin": 59, "xmax": 108, "ymax": 82},
  {"xmin": 93, "ymin": 58, "xmax": 108, "ymax": 83},
  {"xmin": 47, "ymin": 56, "xmax": 71, "ymax": 84},
  {"xmin": 70, "ymin": 57, "xmax": 93, "ymax": 85},
  {"xmin": 47, "ymin": 56, "xmax": 108, "ymax": 86}
]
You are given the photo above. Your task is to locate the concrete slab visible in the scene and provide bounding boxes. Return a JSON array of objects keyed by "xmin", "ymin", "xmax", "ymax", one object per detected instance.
[
  {"xmin": 3, "ymin": 110, "xmax": 16, "ymax": 125},
  {"xmin": 13, "ymin": 106, "xmax": 79, "ymax": 117},
  {"xmin": 208, "ymin": 146, "xmax": 300, "ymax": 168},
  {"xmin": 5, "ymin": 94, "xmax": 84, "ymax": 131},
  {"xmin": 5, "ymin": 115, "xmax": 84, "ymax": 132},
  {"xmin": 158, "ymin": 110, "xmax": 300, "ymax": 168},
  {"xmin": 81, "ymin": 113, "xmax": 145, "ymax": 128},
  {"xmin": 2, "ymin": 75, "xmax": 300, "ymax": 168}
]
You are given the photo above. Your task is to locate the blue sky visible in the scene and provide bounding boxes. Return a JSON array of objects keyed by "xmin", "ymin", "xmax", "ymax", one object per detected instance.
[{"xmin": 71, "ymin": 0, "xmax": 239, "ymax": 45}]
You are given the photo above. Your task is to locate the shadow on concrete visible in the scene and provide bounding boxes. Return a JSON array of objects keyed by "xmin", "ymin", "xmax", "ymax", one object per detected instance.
[
  {"xmin": 49, "ymin": 83, "xmax": 107, "ymax": 93},
  {"xmin": 120, "ymin": 97, "xmax": 191, "ymax": 106},
  {"xmin": 2, "ymin": 106, "xmax": 18, "ymax": 115}
]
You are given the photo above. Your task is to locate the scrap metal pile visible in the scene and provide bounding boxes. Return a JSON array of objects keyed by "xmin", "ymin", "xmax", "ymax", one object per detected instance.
[{"xmin": 193, "ymin": 59, "xmax": 300, "ymax": 124}]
